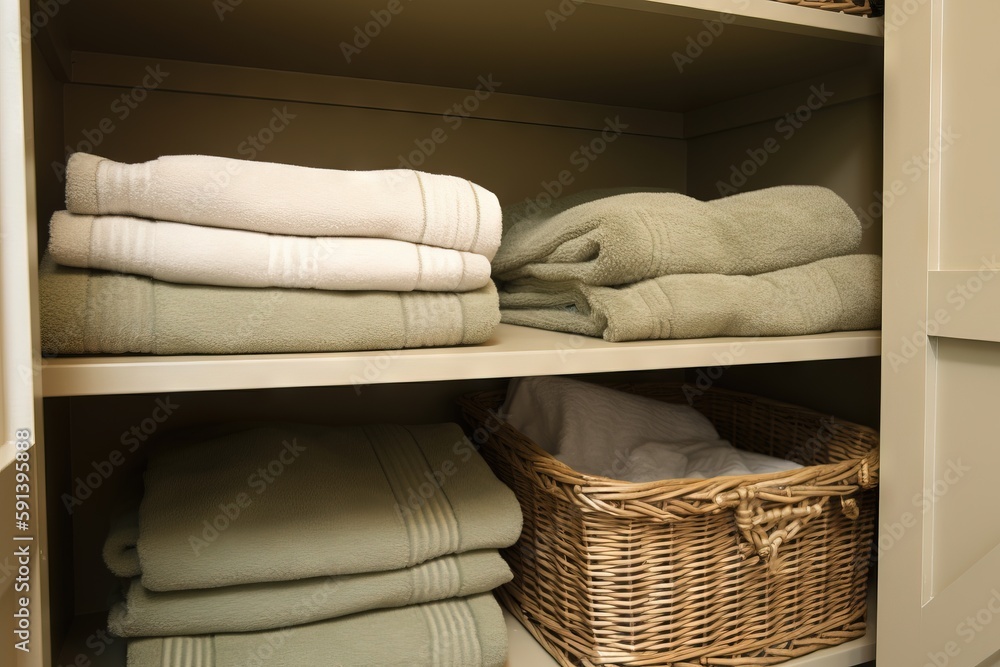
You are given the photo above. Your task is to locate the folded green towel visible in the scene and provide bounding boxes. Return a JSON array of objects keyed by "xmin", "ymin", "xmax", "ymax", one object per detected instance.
[
  {"xmin": 38, "ymin": 256, "xmax": 499, "ymax": 354},
  {"xmin": 493, "ymin": 186, "xmax": 861, "ymax": 286},
  {"xmin": 104, "ymin": 424, "xmax": 522, "ymax": 591},
  {"xmin": 126, "ymin": 593, "xmax": 507, "ymax": 667},
  {"xmin": 499, "ymin": 254, "xmax": 881, "ymax": 341},
  {"xmin": 109, "ymin": 550, "xmax": 511, "ymax": 637}
]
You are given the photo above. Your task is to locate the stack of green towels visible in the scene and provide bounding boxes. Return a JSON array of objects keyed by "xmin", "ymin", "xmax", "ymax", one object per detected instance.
[
  {"xmin": 102, "ymin": 422, "xmax": 522, "ymax": 667},
  {"xmin": 40, "ymin": 152, "xmax": 503, "ymax": 355},
  {"xmin": 493, "ymin": 186, "xmax": 882, "ymax": 341}
]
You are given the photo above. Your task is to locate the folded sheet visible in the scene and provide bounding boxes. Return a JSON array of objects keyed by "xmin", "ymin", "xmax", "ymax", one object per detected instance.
[
  {"xmin": 493, "ymin": 186, "xmax": 862, "ymax": 285},
  {"xmin": 39, "ymin": 256, "xmax": 500, "ymax": 355},
  {"xmin": 66, "ymin": 153, "xmax": 501, "ymax": 258},
  {"xmin": 49, "ymin": 211, "xmax": 492, "ymax": 292},
  {"xmin": 499, "ymin": 254, "xmax": 882, "ymax": 341},
  {"xmin": 126, "ymin": 593, "xmax": 507, "ymax": 667},
  {"xmin": 109, "ymin": 549, "xmax": 511, "ymax": 636},
  {"xmin": 103, "ymin": 423, "xmax": 522, "ymax": 591}
]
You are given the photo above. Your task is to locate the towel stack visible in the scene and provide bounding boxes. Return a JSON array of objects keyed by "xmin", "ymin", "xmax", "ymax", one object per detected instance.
[
  {"xmin": 493, "ymin": 186, "xmax": 882, "ymax": 341},
  {"xmin": 102, "ymin": 423, "xmax": 523, "ymax": 667},
  {"xmin": 41, "ymin": 153, "xmax": 503, "ymax": 354}
]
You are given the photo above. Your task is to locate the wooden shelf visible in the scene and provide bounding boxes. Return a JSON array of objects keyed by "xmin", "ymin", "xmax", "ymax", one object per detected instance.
[
  {"xmin": 39, "ymin": 325, "xmax": 881, "ymax": 397},
  {"xmin": 45, "ymin": 0, "xmax": 881, "ymax": 115}
]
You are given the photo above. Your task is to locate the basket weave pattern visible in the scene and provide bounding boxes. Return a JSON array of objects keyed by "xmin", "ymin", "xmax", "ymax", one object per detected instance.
[
  {"xmin": 460, "ymin": 384, "xmax": 879, "ymax": 666},
  {"xmin": 772, "ymin": 0, "xmax": 874, "ymax": 15}
]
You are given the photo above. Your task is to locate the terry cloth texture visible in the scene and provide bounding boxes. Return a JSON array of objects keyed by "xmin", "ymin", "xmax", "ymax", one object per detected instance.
[
  {"xmin": 493, "ymin": 185, "xmax": 862, "ymax": 285},
  {"xmin": 499, "ymin": 254, "xmax": 882, "ymax": 341},
  {"xmin": 49, "ymin": 211, "xmax": 491, "ymax": 292},
  {"xmin": 108, "ymin": 548, "xmax": 511, "ymax": 636},
  {"xmin": 103, "ymin": 423, "xmax": 522, "ymax": 592},
  {"xmin": 38, "ymin": 255, "xmax": 500, "ymax": 354},
  {"xmin": 125, "ymin": 593, "xmax": 508, "ymax": 667},
  {"xmin": 65, "ymin": 152, "xmax": 501, "ymax": 258}
]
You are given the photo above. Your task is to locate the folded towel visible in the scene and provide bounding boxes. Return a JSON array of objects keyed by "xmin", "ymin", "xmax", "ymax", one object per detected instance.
[
  {"xmin": 502, "ymin": 377, "xmax": 801, "ymax": 481},
  {"xmin": 66, "ymin": 153, "xmax": 501, "ymax": 258},
  {"xmin": 126, "ymin": 593, "xmax": 507, "ymax": 667},
  {"xmin": 499, "ymin": 254, "xmax": 882, "ymax": 341},
  {"xmin": 38, "ymin": 256, "xmax": 500, "ymax": 354},
  {"xmin": 49, "ymin": 211, "xmax": 491, "ymax": 292},
  {"xmin": 103, "ymin": 423, "xmax": 521, "ymax": 591},
  {"xmin": 109, "ymin": 549, "xmax": 511, "ymax": 636},
  {"xmin": 493, "ymin": 186, "xmax": 862, "ymax": 285},
  {"xmin": 502, "ymin": 376, "xmax": 720, "ymax": 476}
]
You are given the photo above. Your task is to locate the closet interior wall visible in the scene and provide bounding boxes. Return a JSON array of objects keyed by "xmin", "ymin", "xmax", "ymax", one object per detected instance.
[{"xmin": 25, "ymin": 5, "xmax": 885, "ymax": 661}]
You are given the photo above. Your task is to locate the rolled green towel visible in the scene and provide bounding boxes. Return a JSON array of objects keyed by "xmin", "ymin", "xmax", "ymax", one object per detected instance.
[
  {"xmin": 493, "ymin": 185, "xmax": 862, "ymax": 286},
  {"xmin": 126, "ymin": 593, "xmax": 508, "ymax": 667},
  {"xmin": 103, "ymin": 423, "xmax": 522, "ymax": 592},
  {"xmin": 499, "ymin": 254, "xmax": 881, "ymax": 341},
  {"xmin": 38, "ymin": 255, "xmax": 499, "ymax": 355}
]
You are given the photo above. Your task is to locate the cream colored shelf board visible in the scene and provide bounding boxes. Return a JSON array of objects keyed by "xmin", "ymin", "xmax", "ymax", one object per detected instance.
[
  {"xmin": 39, "ymin": 325, "xmax": 881, "ymax": 398},
  {"xmin": 586, "ymin": 0, "xmax": 884, "ymax": 43}
]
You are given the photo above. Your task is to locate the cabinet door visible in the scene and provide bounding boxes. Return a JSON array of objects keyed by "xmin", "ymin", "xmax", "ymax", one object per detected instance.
[
  {"xmin": 1, "ymin": 1, "xmax": 48, "ymax": 666},
  {"xmin": 880, "ymin": 1, "xmax": 1000, "ymax": 665}
]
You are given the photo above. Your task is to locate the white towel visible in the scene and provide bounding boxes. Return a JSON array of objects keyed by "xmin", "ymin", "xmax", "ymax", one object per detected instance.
[
  {"xmin": 66, "ymin": 153, "xmax": 502, "ymax": 258},
  {"xmin": 49, "ymin": 211, "xmax": 491, "ymax": 292},
  {"xmin": 502, "ymin": 377, "xmax": 801, "ymax": 481},
  {"xmin": 502, "ymin": 376, "xmax": 720, "ymax": 477}
]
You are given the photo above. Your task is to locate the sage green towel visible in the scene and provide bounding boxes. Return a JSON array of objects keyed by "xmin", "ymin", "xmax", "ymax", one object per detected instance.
[
  {"xmin": 104, "ymin": 423, "xmax": 522, "ymax": 591},
  {"xmin": 500, "ymin": 254, "xmax": 881, "ymax": 341},
  {"xmin": 126, "ymin": 593, "xmax": 507, "ymax": 667},
  {"xmin": 493, "ymin": 186, "xmax": 862, "ymax": 285},
  {"xmin": 38, "ymin": 256, "xmax": 499, "ymax": 354},
  {"xmin": 109, "ymin": 550, "xmax": 511, "ymax": 637}
]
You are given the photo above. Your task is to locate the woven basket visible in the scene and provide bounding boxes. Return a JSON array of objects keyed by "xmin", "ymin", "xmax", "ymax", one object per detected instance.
[
  {"xmin": 771, "ymin": 0, "xmax": 874, "ymax": 15},
  {"xmin": 459, "ymin": 383, "xmax": 879, "ymax": 666}
]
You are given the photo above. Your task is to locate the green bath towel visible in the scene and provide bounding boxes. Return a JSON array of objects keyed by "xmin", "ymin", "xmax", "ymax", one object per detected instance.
[
  {"xmin": 109, "ymin": 550, "xmax": 511, "ymax": 637},
  {"xmin": 500, "ymin": 254, "xmax": 882, "ymax": 341},
  {"xmin": 38, "ymin": 256, "xmax": 499, "ymax": 355},
  {"xmin": 126, "ymin": 593, "xmax": 508, "ymax": 667},
  {"xmin": 103, "ymin": 423, "xmax": 522, "ymax": 592},
  {"xmin": 493, "ymin": 186, "xmax": 862, "ymax": 286}
]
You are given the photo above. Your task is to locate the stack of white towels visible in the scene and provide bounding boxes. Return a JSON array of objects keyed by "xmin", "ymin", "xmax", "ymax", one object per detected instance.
[
  {"xmin": 503, "ymin": 376, "xmax": 802, "ymax": 482},
  {"xmin": 41, "ymin": 153, "xmax": 503, "ymax": 355}
]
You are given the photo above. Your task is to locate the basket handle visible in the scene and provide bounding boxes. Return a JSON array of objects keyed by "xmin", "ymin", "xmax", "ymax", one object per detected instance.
[{"xmin": 713, "ymin": 485, "xmax": 862, "ymax": 571}]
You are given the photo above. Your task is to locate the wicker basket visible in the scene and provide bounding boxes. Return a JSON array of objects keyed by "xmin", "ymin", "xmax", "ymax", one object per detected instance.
[
  {"xmin": 771, "ymin": 0, "xmax": 875, "ymax": 15},
  {"xmin": 459, "ymin": 383, "xmax": 879, "ymax": 666}
]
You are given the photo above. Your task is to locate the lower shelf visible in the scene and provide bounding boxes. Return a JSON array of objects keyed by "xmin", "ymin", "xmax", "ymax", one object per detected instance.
[{"xmin": 58, "ymin": 590, "xmax": 876, "ymax": 667}]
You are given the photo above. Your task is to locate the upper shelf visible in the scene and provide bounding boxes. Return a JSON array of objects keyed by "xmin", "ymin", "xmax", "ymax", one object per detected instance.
[
  {"xmin": 47, "ymin": 0, "xmax": 882, "ymax": 114},
  {"xmin": 39, "ymin": 325, "xmax": 881, "ymax": 397}
]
